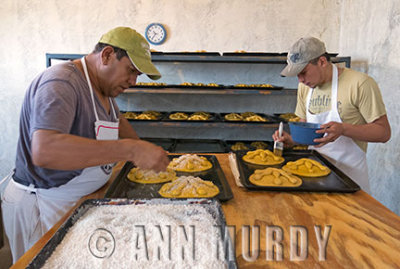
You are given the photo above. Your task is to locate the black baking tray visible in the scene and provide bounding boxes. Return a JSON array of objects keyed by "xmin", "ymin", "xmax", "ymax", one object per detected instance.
[
  {"xmin": 225, "ymin": 140, "xmax": 273, "ymax": 152},
  {"xmin": 27, "ymin": 198, "xmax": 237, "ymax": 269},
  {"xmin": 226, "ymin": 84, "xmax": 283, "ymax": 90},
  {"xmin": 163, "ymin": 111, "xmax": 220, "ymax": 122},
  {"xmin": 167, "ymin": 83, "xmax": 225, "ymax": 89},
  {"xmin": 235, "ymin": 150, "xmax": 360, "ymax": 192},
  {"xmin": 174, "ymin": 139, "xmax": 226, "ymax": 153},
  {"xmin": 105, "ymin": 155, "xmax": 234, "ymax": 202},
  {"xmin": 221, "ymin": 113, "xmax": 279, "ymax": 123},
  {"xmin": 121, "ymin": 111, "xmax": 165, "ymax": 121},
  {"xmin": 141, "ymin": 137, "xmax": 176, "ymax": 152},
  {"xmin": 222, "ymin": 52, "xmax": 287, "ymax": 57},
  {"xmin": 132, "ymin": 83, "xmax": 168, "ymax": 88},
  {"xmin": 161, "ymin": 51, "xmax": 221, "ymax": 56}
]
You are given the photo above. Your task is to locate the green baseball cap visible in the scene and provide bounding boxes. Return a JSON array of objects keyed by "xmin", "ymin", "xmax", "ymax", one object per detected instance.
[{"xmin": 99, "ymin": 27, "xmax": 161, "ymax": 80}]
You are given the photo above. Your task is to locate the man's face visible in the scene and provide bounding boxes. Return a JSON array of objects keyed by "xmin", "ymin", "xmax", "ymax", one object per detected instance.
[
  {"xmin": 101, "ymin": 53, "xmax": 142, "ymax": 97},
  {"xmin": 296, "ymin": 60, "xmax": 324, "ymax": 88}
]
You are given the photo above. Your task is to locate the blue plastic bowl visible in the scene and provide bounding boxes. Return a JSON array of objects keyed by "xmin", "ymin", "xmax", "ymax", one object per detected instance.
[{"xmin": 289, "ymin": 122, "xmax": 324, "ymax": 145}]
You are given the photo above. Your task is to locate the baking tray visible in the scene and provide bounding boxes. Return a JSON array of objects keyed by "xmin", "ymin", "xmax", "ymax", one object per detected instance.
[
  {"xmin": 163, "ymin": 111, "xmax": 220, "ymax": 122},
  {"xmin": 235, "ymin": 150, "xmax": 360, "ymax": 192},
  {"xmin": 221, "ymin": 113, "xmax": 279, "ymax": 124},
  {"xmin": 173, "ymin": 139, "xmax": 226, "ymax": 153},
  {"xmin": 105, "ymin": 155, "xmax": 233, "ymax": 202},
  {"xmin": 167, "ymin": 83, "xmax": 225, "ymax": 89},
  {"xmin": 225, "ymin": 140, "xmax": 273, "ymax": 152},
  {"xmin": 27, "ymin": 198, "xmax": 237, "ymax": 269},
  {"xmin": 141, "ymin": 137, "xmax": 176, "ymax": 152},
  {"xmin": 161, "ymin": 52, "xmax": 221, "ymax": 56},
  {"xmin": 121, "ymin": 111, "xmax": 165, "ymax": 121},
  {"xmin": 226, "ymin": 84, "xmax": 283, "ymax": 90},
  {"xmin": 222, "ymin": 52, "xmax": 287, "ymax": 57}
]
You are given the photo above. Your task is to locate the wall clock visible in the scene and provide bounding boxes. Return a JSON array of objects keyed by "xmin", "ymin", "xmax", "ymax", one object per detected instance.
[{"xmin": 145, "ymin": 23, "xmax": 167, "ymax": 45}]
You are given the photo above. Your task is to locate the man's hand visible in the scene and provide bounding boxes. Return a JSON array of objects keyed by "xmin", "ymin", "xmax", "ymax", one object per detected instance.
[
  {"xmin": 272, "ymin": 130, "xmax": 295, "ymax": 148},
  {"xmin": 313, "ymin": 121, "xmax": 343, "ymax": 147},
  {"xmin": 124, "ymin": 139, "xmax": 169, "ymax": 172}
]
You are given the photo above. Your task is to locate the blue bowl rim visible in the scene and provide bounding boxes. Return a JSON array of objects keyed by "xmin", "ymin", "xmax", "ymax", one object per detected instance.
[{"xmin": 288, "ymin": 122, "xmax": 322, "ymax": 129}]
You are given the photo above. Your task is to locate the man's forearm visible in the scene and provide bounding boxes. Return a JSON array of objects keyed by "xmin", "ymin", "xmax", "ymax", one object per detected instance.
[{"xmin": 342, "ymin": 115, "xmax": 391, "ymax": 142}]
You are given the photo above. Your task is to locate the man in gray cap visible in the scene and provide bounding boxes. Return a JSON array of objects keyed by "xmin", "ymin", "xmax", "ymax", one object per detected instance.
[{"xmin": 273, "ymin": 36, "xmax": 391, "ymax": 192}]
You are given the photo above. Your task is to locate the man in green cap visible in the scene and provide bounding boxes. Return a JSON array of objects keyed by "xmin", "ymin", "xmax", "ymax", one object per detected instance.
[{"xmin": 1, "ymin": 26, "xmax": 169, "ymax": 263}]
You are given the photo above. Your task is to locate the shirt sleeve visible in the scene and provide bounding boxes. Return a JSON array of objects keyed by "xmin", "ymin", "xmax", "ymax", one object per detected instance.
[
  {"xmin": 356, "ymin": 77, "xmax": 387, "ymax": 123},
  {"xmin": 294, "ymin": 83, "xmax": 308, "ymax": 119},
  {"xmin": 30, "ymin": 79, "xmax": 77, "ymax": 137}
]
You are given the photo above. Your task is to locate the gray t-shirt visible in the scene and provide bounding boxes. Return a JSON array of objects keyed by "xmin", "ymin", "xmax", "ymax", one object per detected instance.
[{"xmin": 14, "ymin": 61, "xmax": 120, "ymax": 189}]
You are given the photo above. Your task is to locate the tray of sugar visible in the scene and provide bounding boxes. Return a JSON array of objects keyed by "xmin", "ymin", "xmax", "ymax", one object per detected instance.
[{"xmin": 27, "ymin": 198, "xmax": 237, "ymax": 269}]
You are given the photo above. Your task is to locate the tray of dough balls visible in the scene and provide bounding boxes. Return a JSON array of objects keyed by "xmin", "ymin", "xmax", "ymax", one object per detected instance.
[
  {"xmin": 105, "ymin": 154, "xmax": 233, "ymax": 201},
  {"xmin": 27, "ymin": 198, "xmax": 237, "ymax": 269},
  {"xmin": 235, "ymin": 149, "xmax": 360, "ymax": 192},
  {"xmin": 221, "ymin": 112, "xmax": 279, "ymax": 124}
]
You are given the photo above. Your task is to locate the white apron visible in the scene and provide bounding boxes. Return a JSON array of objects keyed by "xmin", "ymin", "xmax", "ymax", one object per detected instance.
[
  {"xmin": 1, "ymin": 56, "xmax": 119, "ymax": 263},
  {"xmin": 307, "ymin": 64, "xmax": 369, "ymax": 192}
]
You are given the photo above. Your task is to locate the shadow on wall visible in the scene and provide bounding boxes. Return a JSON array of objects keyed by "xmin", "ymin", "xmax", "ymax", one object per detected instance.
[{"xmin": 350, "ymin": 60, "xmax": 369, "ymax": 73}]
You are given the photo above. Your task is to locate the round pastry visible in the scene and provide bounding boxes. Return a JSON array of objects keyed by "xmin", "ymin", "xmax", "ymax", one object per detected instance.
[
  {"xmin": 123, "ymin": 112, "xmax": 138, "ymax": 120},
  {"xmin": 127, "ymin": 167, "xmax": 176, "ymax": 184},
  {"xmin": 159, "ymin": 176, "xmax": 219, "ymax": 198},
  {"xmin": 241, "ymin": 112, "xmax": 257, "ymax": 118},
  {"xmin": 249, "ymin": 168, "xmax": 302, "ymax": 187},
  {"xmin": 231, "ymin": 142, "xmax": 249, "ymax": 151},
  {"xmin": 169, "ymin": 112, "xmax": 188, "ymax": 120},
  {"xmin": 282, "ymin": 158, "xmax": 331, "ymax": 177},
  {"xmin": 188, "ymin": 112, "xmax": 210, "ymax": 121},
  {"xmin": 250, "ymin": 141, "xmax": 268, "ymax": 149},
  {"xmin": 242, "ymin": 149, "xmax": 284, "ymax": 166},
  {"xmin": 168, "ymin": 154, "xmax": 213, "ymax": 172},
  {"xmin": 243, "ymin": 115, "xmax": 267, "ymax": 122},
  {"xmin": 224, "ymin": 113, "xmax": 243, "ymax": 121},
  {"xmin": 136, "ymin": 113, "xmax": 157, "ymax": 120}
]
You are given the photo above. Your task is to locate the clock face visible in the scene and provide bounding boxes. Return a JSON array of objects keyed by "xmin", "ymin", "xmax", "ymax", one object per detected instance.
[{"xmin": 145, "ymin": 23, "xmax": 166, "ymax": 45}]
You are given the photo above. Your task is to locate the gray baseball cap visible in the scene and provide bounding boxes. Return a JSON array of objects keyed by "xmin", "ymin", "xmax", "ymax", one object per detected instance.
[{"xmin": 281, "ymin": 37, "xmax": 326, "ymax": 77}]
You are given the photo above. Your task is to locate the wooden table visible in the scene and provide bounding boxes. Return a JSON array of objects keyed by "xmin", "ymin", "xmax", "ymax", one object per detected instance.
[{"xmin": 11, "ymin": 154, "xmax": 400, "ymax": 268}]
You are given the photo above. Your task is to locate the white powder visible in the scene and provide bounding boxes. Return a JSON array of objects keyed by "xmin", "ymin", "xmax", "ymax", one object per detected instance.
[{"xmin": 42, "ymin": 203, "xmax": 230, "ymax": 269}]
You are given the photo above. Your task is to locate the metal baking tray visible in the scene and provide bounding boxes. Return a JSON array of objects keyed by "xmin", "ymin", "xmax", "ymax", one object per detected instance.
[
  {"xmin": 141, "ymin": 137, "xmax": 176, "ymax": 152},
  {"xmin": 105, "ymin": 155, "xmax": 234, "ymax": 201},
  {"xmin": 167, "ymin": 83, "xmax": 225, "ymax": 89},
  {"xmin": 221, "ymin": 113, "xmax": 279, "ymax": 124},
  {"xmin": 235, "ymin": 150, "xmax": 360, "ymax": 192},
  {"xmin": 225, "ymin": 140, "xmax": 273, "ymax": 152},
  {"xmin": 226, "ymin": 84, "xmax": 283, "ymax": 90},
  {"xmin": 174, "ymin": 139, "xmax": 226, "ymax": 153},
  {"xmin": 27, "ymin": 198, "xmax": 237, "ymax": 269},
  {"xmin": 160, "ymin": 52, "xmax": 221, "ymax": 56},
  {"xmin": 163, "ymin": 111, "xmax": 220, "ymax": 122},
  {"xmin": 121, "ymin": 111, "xmax": 165, "ymax": 121},
  {"xmin": 223, "ymin": 52, "xmax": 287, "ymax": 57}
]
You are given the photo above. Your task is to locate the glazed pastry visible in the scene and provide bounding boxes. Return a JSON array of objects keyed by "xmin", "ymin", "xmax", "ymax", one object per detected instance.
[
  {"xmin": 168, "ymin": 154, "xmax": 213, "ymax": 172},
  {"xmin": 250, "ymin": 141, "xmax": 268, "ymax": 149},
  {"xmin": 123, "ymin": 112, "xmax": 138, "ymax": 120},
  {"xmin": 127, "ymin": 167, "xmax": 176, "ymax": 184},
  {"xmin": 169, "ymin": 112, "xmax": 188, "ymax": 120},
  {"xmin": 159, "ymin": 176, "xmax": 219, "ymax": 198},
  {"xmin": 188, "ymin": 112, "xmax": 211, "ymax": 121},
  {"xmin": 249, "ymin": 168, "xmax": 302, "ymax": 187},
  {"xmin": 282, "ymin": 158, "xmax": 331, "ymax": 177},
  {"xmin": 231, "ymin": 142, "xmax": 249, "ymax": 151},
  {"xmin": 224, "ymin": 113, "xmax": 243, "ymax": 121},
  {"xmin": 241, "ymin": 112, "xmax": 257, "ymax": 118},
  {"xmin": 243, "ymin": 115, "xmax": 267, "ymax": 122},
  {"xmin": 242, "ymin": 149, "xmax": 284, "ymax": 165}
]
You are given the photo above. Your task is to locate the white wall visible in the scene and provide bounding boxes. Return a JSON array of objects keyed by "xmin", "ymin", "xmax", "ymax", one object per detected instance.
[{"xmin": 0, "ymin": 0, "xmax": 398, "ymax": 214}]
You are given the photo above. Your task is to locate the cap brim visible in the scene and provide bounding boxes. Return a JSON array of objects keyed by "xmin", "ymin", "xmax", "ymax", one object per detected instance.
[
  {"xmin": 280, "ymin": 62, "xmax": 308, "ymax": 77},
  {"xmin": 127, "ymin": 53, "xmax": 161, "ymax": 80}
]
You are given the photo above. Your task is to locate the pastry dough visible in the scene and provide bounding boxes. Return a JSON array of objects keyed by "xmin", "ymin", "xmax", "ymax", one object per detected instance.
[
  {"xmin": 242, "ymin": 149, "xmax": 284, "ymax": 165},
  {"xmin": 249, "ymin": 168, "xmax": 302, "ymax": 187},
  {"xmin": 282, "ymin": 158, "xmax": 331, "ymax": 177},
  {"xmin": 169, "ymin": 112, "xmax": 188, "ymax": 120},
  {"xmin": 243, "ymin": 115, "xmax": 267, "ymax": 122},
  {"xmin": 127, "ymin": 168, "xmax": 176, "ymax": 184},
  {"xmin": 168, "ymin": 154, "xmax": 213, "ymax": 172},
  {"xmin": 159, "ymin": 176, "xmax": 219, "ymax": 198}
]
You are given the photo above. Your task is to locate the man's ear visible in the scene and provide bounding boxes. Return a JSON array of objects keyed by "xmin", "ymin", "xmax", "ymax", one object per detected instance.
[
  {"xmin": 101, "ymin": 46, "xmax": 114, "ymax": 65},
  {"xmin": 319, "ymin": 56, "xmax": 329, "ymax": 67}
]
